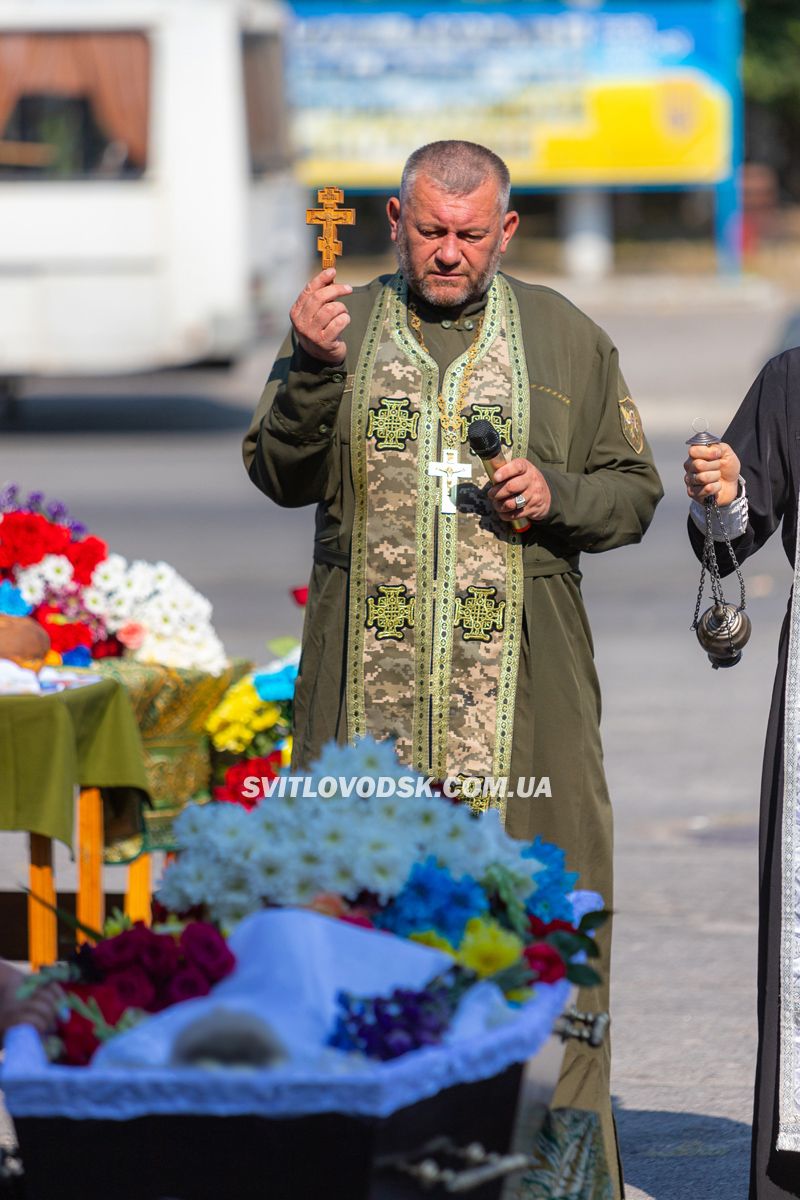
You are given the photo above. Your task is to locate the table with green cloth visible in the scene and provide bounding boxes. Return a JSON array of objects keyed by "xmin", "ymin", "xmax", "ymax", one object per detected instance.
[
  {"xmin": 96, "ymin": 658, "xmax": 250, "ymax": 863},
  {"xmin": 0, "ymin": 677, "xmax": 149, "ymax": 852}
]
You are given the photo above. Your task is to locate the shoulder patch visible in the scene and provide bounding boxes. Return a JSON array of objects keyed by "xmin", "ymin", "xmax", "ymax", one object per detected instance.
[{"xmin": 619, "ymin": 395, "xmax": 644, "ymax": 454}]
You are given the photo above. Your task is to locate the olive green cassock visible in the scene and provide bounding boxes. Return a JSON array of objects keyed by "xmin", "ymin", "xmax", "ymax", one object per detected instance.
[{"xmin": 243, "ymin": 272, "xmax": 663, "ymax": 1198}]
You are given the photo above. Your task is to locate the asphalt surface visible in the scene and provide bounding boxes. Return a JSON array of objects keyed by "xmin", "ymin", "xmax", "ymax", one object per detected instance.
[{"xmin": 0, "ymin": 271, "xmax": 795, "ymax": 1198}]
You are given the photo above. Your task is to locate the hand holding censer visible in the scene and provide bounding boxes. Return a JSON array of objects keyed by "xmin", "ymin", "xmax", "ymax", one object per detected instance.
[{"xmin": 687, "ymin": 421, "xmax": 751, "ymax": 669}]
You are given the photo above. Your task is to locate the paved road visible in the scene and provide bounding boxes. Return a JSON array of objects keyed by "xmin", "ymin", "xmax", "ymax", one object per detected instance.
[{"xmin": 1, "ymin": 274, "xmax": 795, "ymax": 1197}]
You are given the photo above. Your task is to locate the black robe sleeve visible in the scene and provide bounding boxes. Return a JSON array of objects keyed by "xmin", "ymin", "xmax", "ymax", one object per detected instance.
[{"xmin": 688, "ymin": 353, "xmax": 793, "ymax": 577}]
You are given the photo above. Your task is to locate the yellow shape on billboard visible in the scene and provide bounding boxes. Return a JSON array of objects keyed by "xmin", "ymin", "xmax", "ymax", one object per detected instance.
[{"xmin": 510, "ymin": 71, "xmax": 731, "ymax": 185}]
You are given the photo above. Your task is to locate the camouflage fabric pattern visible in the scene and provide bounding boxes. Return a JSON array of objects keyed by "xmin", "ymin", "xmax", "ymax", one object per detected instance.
[{"xmin": 348, "ymin": 273, "xmax": 527, "ymax": 788}]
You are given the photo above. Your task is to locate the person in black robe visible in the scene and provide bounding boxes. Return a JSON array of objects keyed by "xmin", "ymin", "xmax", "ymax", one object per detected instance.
[{"xmin": 684, "ymin": 348, "xmax": 800, "ymax": 1199}]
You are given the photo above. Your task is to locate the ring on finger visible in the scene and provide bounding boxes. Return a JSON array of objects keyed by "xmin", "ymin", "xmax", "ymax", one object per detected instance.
[{"xmin": 514, "ymin": 493, "xmax": 526, "ymax": 509}]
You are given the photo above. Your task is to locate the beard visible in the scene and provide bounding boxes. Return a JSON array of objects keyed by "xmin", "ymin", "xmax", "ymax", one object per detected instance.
[{"xmin": 395, "ymin": 222, "xmax": 503, "ymax": 309}]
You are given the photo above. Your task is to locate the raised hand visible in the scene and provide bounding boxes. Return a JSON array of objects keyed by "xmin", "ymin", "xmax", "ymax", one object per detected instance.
[
  {"xmin": 290, "ymin": 268, "xmax": 353, "ymax": 366},
  {"xmin": 684, "ymin": 442, "xmax": 740, "ymax": 507}
]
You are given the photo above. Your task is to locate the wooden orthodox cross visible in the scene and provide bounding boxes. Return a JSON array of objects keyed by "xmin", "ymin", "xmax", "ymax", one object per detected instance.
[{"xmin": 306, "ymin": 186, "xmax": 356, "ymax": 269}]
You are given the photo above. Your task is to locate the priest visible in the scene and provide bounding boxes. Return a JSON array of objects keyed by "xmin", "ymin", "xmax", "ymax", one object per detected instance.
[
  {"xmin": 244, "ymin": 140, "xmax": 663, "ymax": 1196},
  {"xmin": 685, "ymin": 351, "xmax": 800, "ymax": 1200}
]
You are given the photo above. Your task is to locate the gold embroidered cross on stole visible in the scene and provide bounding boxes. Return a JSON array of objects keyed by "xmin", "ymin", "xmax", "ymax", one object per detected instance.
[
  {"xmin": 428, "ymin": 447, "xmax": 472, "ymax": 513},
  {"xmin": 306, "ymin": 186, "xmax": 356, "ymax": 269}
]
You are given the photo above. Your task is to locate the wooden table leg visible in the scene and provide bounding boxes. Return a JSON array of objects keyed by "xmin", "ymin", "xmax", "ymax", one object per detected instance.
[
  {"xmin": 77, "ymin": 787, "xmax": 104, "ymax": 942},
  {"xmin": 28, "ymin": 834, "xmax": 57, "ymax": 970},
  {"xmin": 125, "ymin": 854, "xmax": 152, "ymax": 925}
]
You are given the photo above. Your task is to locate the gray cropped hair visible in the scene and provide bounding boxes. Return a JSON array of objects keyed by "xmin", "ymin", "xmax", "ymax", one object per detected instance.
[{"xmin": 399, "ymin": 141, "xmax": 511, "ymax": 213}]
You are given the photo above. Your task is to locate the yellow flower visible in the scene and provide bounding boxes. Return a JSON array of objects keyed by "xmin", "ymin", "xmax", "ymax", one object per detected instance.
[
  {"xmin": 410, "ymin": 929, "xmax": 457, "ymax": 956},
  {"xmin": 250, "ymin": 704, "xmax": 281, "ymax": 732},
  {"xmin": 456, "ymin": 917, "xmax": 523, "ymax": 978}
]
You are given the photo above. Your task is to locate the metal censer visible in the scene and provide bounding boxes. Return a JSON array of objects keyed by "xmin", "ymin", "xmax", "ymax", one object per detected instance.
[{"xmin": 687, "ymin": 422, "xmax": 752, "ymax": 668}]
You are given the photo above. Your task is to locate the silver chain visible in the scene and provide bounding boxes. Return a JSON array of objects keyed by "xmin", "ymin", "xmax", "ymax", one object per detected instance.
[{"xmin": 691, "ymin": 496, "xmax": 747, "ymax": 649}]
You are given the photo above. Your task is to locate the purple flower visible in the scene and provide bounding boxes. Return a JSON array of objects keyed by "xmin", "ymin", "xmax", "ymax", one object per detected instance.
[
  {"xmin": 0, "ymin": 483, "xmax": 19, "ymax": 511},
  {"xmin": 69, "ymin": 521, "xmax": 87, "ymax": 538},
  {"xmin": 25, "ymin": 491, "xmax": 44, "ymax": 510},
  {"xmin": 46, "ymin": 500, "xmax": 69, "ymax": 523},
  {"xmin": 327, "ymin": 970, "xmax": 466, "ymax": 1061}
]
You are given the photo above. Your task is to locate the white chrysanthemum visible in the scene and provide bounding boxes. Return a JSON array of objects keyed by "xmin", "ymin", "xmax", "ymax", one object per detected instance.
[
  {"xmin": 81, "ymin": 586, "xmax": 111, "ymax": 618},
  {"xmin": 315, "ymin": 814, "xmax": 349, "ymax": 856},
  {"xmin": 123, "ymin": 561, "xmax": 157, "ymax": 601},
  {"xmin": 354, "ymin": 846, "xmax": 409, "ymax": 903},
  {"xmin": 406, "ymin": 797, "xmax": 450, "ymax": 844},
  {"xmin": 173, "ymin": 802, "xmax": 218, "ymax": 850},
  {"xmin": 14, "ymin": 566, "xmax": 46, "ymax": 606},
  {"xmin": 351, "ymin": 735, "xmax": 408, "ymax": 779},
  {"xmin": 37, "ymin": 554, "xmax": 74, "ymax": 590},
  {"xmin": 159, "ymin": 855, "xmax": 222, "ymax": 910},
  {"xmin": 105, "ymin": 591, "xmax": 136, "ymax": 626},
  {"xmin": 249, "ymin": 843, "xmax": 297, "ymax": 904},
  {"xmin": 91, "ymin": 553, "xmax": 128, "ymax": 593},
  {"xmin": 204, "ymin": 802, "xmax": 252, "ymax": 856},
  {"xmin": 139, "ymin": 598, "xmax": 179, "ymax": 637},
  {"xmin": 327, "ymin": 854, "xmax": 360, "ymax": 898},
  {"xmin": 151, "ymin": 561, "xmax": 179, "ymax": 591}
]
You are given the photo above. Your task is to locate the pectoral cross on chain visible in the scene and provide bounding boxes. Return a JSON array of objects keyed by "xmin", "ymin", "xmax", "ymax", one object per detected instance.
[
  {"xmin": 428, "ymin": 448, "xmax": 472, "ymax": 514},
  {"xmin": 306, "ymin": 187, "xmax": 356, "ymax": 270}
]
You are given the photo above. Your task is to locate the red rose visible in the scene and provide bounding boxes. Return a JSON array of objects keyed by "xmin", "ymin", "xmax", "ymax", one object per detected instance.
[
  {"xmin": 65, "ymin": 536, "xmax": 108, "ymax": 586},
  {"xmin": 160, "ymin": 965, "xmax": 211, "ymax": 1007},
  {"xmin": 290, "ymin": 587, "xmax": 308, "ymax": 606},
  {"xmin": 180, "ymin": 922, "xmax": 235, "ymax": 984},
  {"xmin": 0, "ymin": 512, "xmax": 71, "ymax": 570},
  {"xmin": 214, "ymin": 754, "xmax": 282, "ymax": 809},
  {"xmin": 104, "ymin": 965, "xmax": 156, "ymax": 1011},
  {"xmin": 523, "ymin": 942, "xmax": 567, "ymax": 984},
  {"xmin": 33, "ymin": 605, "xmax": 94, "ymax": 653},
  {"xmin": 528, "ymin": 915, "xmax": 575, "ymax": 939}
]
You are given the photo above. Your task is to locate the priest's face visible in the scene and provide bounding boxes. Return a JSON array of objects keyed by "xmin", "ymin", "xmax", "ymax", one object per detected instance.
[{"xmin": 387, "ymin": 174, "xmax": 519, "ymax": 308}]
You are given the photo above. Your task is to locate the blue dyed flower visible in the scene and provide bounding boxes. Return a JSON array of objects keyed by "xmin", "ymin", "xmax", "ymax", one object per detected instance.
[
  {"xmin": 378, "ymin": 857, "xmax": 488, "ymax": 945},
  {"xmin": 254, "ymin": 664, "xmax": 298, "ymax": 702},
  {"xmin": 0, "ymin": 580, "xmax": 32, "ymax": 617},
  {"xmin": 62, "ymin": 646, "xmax": 93, "ymax": 667},
  {"xmin": 523, "ymin": 835, "xmax": 579, "ymax": 923}
]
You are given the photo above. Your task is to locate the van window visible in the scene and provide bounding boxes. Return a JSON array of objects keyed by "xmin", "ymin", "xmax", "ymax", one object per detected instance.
[
  {"xmin": 243, "ymin": 33, "xmax": 291, "ymax": 177},
  {"xmin": 0, "ymin": 32, "xmax": 149, "ymax": 179}
]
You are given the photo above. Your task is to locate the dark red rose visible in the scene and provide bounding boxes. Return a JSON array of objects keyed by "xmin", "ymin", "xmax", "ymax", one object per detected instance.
[
  {"xmin": 104, "ymin": 965, "xmax": 156, "ymax": 1011},
  {"xmin": 523, "ymin": 942, "xmax": 567, "ymax": 984},
  {"xmin": 92, "ymin": 635, "xmax": 123, "ymax": 659},
  {"xmin": 138, "ymin": 930, "xmax": 180, "ymax": 982},
  {"xmin": 160, "ymin": 965, "xmax": 211, "ymax": 1007},
  {"xmin": 91, "ymin": 928, "xmax": 143, "ymax": 974},
  {"xmin": 528, "ymin": 915, "xmax": 575, "ymax": 938},
  {"xmin": 57, "ymin": 983, "xmax": 129, "ymax": 1066},
  {"xmin": 180, "ymin": 922, "xmax": 235, "ymax": 984}
]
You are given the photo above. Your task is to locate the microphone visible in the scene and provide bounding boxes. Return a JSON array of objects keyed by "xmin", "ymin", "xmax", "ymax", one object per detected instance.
[{"xmin": 468, "ymin": 419, "xmax": 531, "ymax": 534}]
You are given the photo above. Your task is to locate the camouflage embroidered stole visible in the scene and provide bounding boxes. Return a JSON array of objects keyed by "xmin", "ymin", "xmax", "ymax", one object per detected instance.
[{"xmin": 347, "ymin": 273, "xmax": 529, "ymax": 793}]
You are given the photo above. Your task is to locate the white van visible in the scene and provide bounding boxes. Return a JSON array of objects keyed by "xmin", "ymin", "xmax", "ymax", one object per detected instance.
[{"xmin": 0, "ymin": 0, "xmax": 306, "ymax": 378}]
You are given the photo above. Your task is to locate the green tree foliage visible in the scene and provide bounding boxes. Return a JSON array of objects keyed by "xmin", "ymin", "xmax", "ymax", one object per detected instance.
[{"xmin": 744, "ymin": 0, "xmax": 800, "ymax": 113}]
